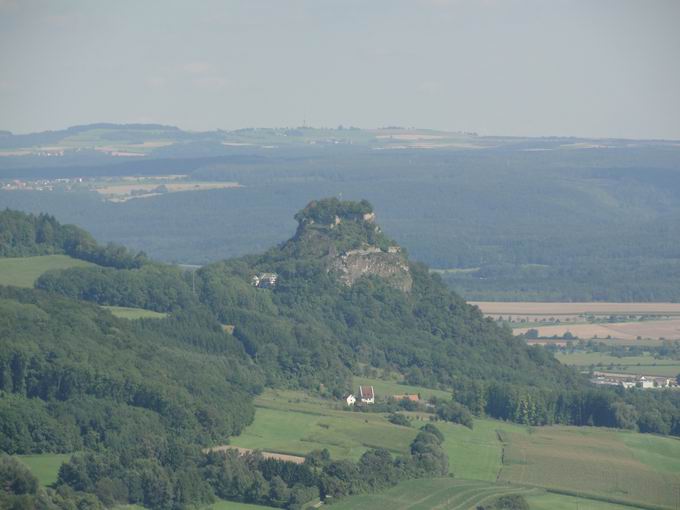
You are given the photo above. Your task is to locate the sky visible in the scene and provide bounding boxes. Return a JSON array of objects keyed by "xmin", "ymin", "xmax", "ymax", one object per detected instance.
[{"xmin": 1, "ymin": 0, "xmax": 679, "ymax": 139}]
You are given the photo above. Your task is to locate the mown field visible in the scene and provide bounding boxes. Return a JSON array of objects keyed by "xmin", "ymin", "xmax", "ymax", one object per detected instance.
[
  {"xmin": 330, "ymin": 478, "xmax": 541, "ymax": 510},
  {"xmin": 331, "ymin": 478, "xmax": 643, "ymax": 510},
  {"xmin": 498, "ymin": 427, "xmax": 680, "ymax": 509},
  {"xmin": 0, "ymin": 254, "xmax": 95, "ymax": 287},
  {"xmin": 556, "ymin": 352, "xmax": 680, "ymax": 377}
]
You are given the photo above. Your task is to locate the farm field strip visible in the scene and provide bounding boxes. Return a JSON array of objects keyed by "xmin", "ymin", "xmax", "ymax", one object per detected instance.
[
  {"xmin": 513, "ymin": 320, "xmax": 680, "ymax": 341},
  {"xmin": 471, "ymin": 302, "xmax": 680, "ymax": 316},
  {"xmin": 527, "ymin": 492, "xmax": 647, "ymax": 510},
  {"xmin": 555, "ymin": 352, "xmax": 680, "ymax": 377}
]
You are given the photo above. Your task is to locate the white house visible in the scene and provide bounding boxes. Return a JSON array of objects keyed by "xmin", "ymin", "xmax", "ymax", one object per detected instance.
[
  {"xmin": 345, "ymin": 394, "xmax": 356, "ymax": 406},
  {"xmin": 359, "ymin": 385, "xmax": 375, "ymax": 404},
  {"xmin": 639, "ymin": 377, "xmax": 654, "ymax": 389}
]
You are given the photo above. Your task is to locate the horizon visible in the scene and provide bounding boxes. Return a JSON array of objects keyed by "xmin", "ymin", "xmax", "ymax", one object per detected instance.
[
  {"xmin": 3, "ymin": 121, "xmax": 680, "ymax": 143},
  {"xmin": 2, "ymin": 0, "xmax": 679, "ymax": 139}
]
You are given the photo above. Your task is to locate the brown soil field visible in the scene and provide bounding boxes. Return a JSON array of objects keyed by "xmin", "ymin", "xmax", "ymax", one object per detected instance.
[
  {"xmin": 514, "ymin": 319, "xmax": 680, "ymax": 341},
  {"xmin": 471, "ymin": 301, "xmax": 680, "ymax": 316},
  {"xmin": 205, "ymin": 445, "xmax": 305, "ymax": 464},
  {"xmin": 96, "ymin": 181, "xmax": 241, "ymax": 202}
]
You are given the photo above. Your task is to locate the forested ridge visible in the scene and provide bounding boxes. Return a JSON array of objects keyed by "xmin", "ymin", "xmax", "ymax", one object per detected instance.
[
  {"xmin": 2, "ymin": 204, "xmax": 680, "ymax": 509},
  {"xmin": 4, "ymin": 139, "xmax": 680, "ymax": 301}
]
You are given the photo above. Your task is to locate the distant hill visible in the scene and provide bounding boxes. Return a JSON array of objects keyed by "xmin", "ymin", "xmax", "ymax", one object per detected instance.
[{"xmin": 2, "ymin": 124, "xmax": 680, "ymax": 302}]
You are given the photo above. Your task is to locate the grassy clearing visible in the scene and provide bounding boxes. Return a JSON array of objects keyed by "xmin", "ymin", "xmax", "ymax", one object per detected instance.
[
  {"xmin": 556, "ymin": 352, "xmax": 680, "ymax": 377},
  {"xmin": 353, "ymin": 376, "xmax": 452, "ymax": 401},
  {"xmin": 231, "ymin": 385, "xmax": 521, "ymax": 481},
  {"xmin": 498, "ymin": 426, "xmax": 680, "ymax": 509},
  {"xmin": 329, "ymin": 478, "xmax": 541, "ymax": 510},
  {"xmin": 17, "ymin": 453, "xmax": 71, "ymax": 486},
  {"xmin": 230, "ymin": 389, "xmax": 418, "ymax": 460},
  {"xmin": 103, "ymin": 305, "xmax": 167, "ymax": 320},
  {"xmin": 0, "ymin": 255, "xmax": 95, "ymax": 288}
]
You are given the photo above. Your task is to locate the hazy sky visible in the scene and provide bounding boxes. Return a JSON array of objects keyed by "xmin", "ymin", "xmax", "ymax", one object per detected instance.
[{"xmin": 1, "ymin": 0, "xmax": 679, "ymax": 138}]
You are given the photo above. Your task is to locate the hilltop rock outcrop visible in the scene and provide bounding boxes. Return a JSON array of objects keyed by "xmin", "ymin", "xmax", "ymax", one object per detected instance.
[{"xmin": 284, "ymin": 198, "xmax": 413, "ymax": 291}]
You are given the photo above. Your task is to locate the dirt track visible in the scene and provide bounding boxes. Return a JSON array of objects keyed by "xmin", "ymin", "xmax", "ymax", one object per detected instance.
[{"xmin": 204, "ymin": 445, "xmax": 306, "ymax": 464}]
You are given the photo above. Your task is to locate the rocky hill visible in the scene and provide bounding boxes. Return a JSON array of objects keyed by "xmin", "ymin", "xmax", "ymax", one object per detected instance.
[{"xmin": 281, "ymin": 198, "xmax": 412, "ymax": 291}]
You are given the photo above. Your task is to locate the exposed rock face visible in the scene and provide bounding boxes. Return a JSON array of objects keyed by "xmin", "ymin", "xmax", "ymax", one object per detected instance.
[
  {"xmin": 329, "ymin": 246, "xmax": 412, "ymax": 292},
  {"xmin": 288, "ymin": 198, "xmax": 413, "ymax": 292}
]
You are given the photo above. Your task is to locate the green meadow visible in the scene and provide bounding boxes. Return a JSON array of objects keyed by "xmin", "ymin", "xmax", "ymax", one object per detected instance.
[
  {"xmin": 17, "ymin": 453, "xmax": 71, "ymax": 486},
  {"xmin": 527, "ymin": 492, "xmax": 643, "ymax": 510},
  {"xmin": 353, "ymin": 375, "xmax": 452, "ymax": 401},
  {"xmin": 0, "ymin": 254, "xmax": 95, "ymax": 288},
  {"xmin": 498, "ymin": 426, "xmax": 680, "ymax": 509},
  {"xmin": 330, "ymin": 478, "xmax": 541, "ymax": 510},
  {"xmin": 103, "ymin": 305, "xmax": 167, "ymax": 320}
]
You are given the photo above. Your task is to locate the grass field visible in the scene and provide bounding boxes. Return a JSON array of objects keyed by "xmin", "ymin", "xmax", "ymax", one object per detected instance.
[
  {"xmin": 556, "ymin": 352, "xmax": 680, "ymax": 377},
  {"xmin": 103, "ymin": 305, "xmax": 167, "ymax": 320},
  {"xmin": 527, "ymin": 492, "xmax": 643, "ymax": 510},
  {"xmin": 228, "ymin": 381, "xmax": 680, "ymax": 509},
  {"xmin": 18, "ymin": 379, "xmax": 680, "ymax": 509},
  {"xmin": 0, "ymin": 254, "xmax": 95, "ymax": 288},
  {"xmin": 17, "ymin": 453, "xmax": 71, "ymax": 486},
  {"xmin": 498, "ymin": 426, "xmax": 680, "ymax": 509},
  {"xmin": 330, "ymin": 478, "xmax": 541, "ymax": 510},
  {"xmin": 229, "ymin": 389, "xmax": 418, "ymax": 460},
  {"xmin": 354, "ymin": 375, "xmax": 452, "ymax": 401}
]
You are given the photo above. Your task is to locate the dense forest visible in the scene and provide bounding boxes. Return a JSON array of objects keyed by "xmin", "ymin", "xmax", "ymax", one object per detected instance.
[
  {"xmin": 2, "ymin": 131, "xmax": 680, "ymax": 301},
  {"xmin": 2, "ymin": 204, "xmax": 680, "ymax": 508}
]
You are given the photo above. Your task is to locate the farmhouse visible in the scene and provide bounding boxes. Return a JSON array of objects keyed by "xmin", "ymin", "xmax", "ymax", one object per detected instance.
[
  {"xmin": 359, "ymin": 385, "xmax": 375, "ymax": 404},
  {"xmin": 345, "ymin": 394, "xmax": 356, "ymax": 406}
]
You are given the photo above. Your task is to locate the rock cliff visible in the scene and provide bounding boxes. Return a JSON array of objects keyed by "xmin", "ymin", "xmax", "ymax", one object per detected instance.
[{"xmin": 285, "ymin": 198, "xmax": 413, "ymax": 292}]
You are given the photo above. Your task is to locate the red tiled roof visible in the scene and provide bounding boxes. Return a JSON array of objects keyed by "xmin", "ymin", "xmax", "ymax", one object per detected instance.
[{"xmin": 359, "ymin": 386, "xmax": 374, "ymax": 399}]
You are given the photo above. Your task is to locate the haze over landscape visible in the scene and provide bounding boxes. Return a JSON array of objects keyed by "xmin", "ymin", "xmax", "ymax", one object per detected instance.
[
  {"xmin": 2, "ymin": 0, "xmax": 680, "ymax": 138},
  {"xmin": 1, "ymin": 2, "xmax": 680, "ymax": 510}
]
